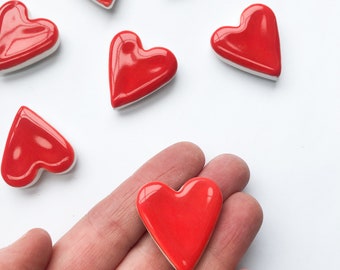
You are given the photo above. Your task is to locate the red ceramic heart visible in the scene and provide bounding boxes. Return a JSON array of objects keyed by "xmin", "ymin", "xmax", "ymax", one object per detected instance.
[
  {"xmin": 137, "ymin": 177, "xmax": 223, "ymax": 270},
  {"xmin": 0, "ymin": 1, "xmax": 59, "ymax": 74},
  {"xmin": 1, "ymin": 106, "xmax": 76, "ymax": 188},
  {"xmin": 211, "ymin": 4, "xmax": 281, "ymax": 80},
  {"xmin": 109, "ymin": 30, "xmax": 178, "ymax": 108},
  {"xmin": 92, "ymin": 0, "xmax": 115, "ymax": 9}
]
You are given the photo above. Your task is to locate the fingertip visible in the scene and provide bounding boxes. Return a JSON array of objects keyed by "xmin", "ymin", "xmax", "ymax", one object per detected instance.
[
  {"xmin": 3, "ymin": 228, "xmax": 52, "ymax": 250},
  {"xmin": 228, "ymin": 192, "xmax": 264, "ymax": 237},
  {"xmin": 199, "ymin": 153, "xmax": 250, "ymax": 198},
  {"xmin": 224, "ymin": 153, "xmax": 250, "ymax": 183},
  {"xmin": 0, "ymin": 228, "xmax": 52, "ymax": 270},
  {"xmin": 142, "ymin": 141, "xmax": 206, "ymax": 186},
  {"xmin": 240, "ymin": 193, "xmax": 264, "ymax": 227},
  {"xmin": 169, "ymin": 141, "xmax": 205, "ymax": 165},
  {"xmin": 24, "ymin": 228, "xmax": 53, "ymax": 248}
]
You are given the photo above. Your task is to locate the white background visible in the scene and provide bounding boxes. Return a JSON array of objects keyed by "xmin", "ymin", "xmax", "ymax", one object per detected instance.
[{"xmin": 1, "ymin": 0, "xmax": 340, "ymax": 269}]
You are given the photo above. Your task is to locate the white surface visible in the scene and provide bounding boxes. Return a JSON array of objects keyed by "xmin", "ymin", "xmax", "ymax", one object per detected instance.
[{"xmin": 1, "ymin": 0, "xmax": 340, "ymax": 269}]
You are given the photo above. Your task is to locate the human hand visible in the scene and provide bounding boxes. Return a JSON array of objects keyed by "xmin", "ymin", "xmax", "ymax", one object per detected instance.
[{"xmin": 0, "ymin": 142, "xmax": 263, "ymax": 270}]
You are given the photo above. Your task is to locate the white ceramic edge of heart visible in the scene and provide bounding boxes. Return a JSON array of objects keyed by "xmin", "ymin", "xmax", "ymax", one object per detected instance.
[
  {"xmin": 213, "ymin": 51, "xmax": 279, "ymax": 81},
  {"xmin": 113, "ymin": 75, "xmax": 176, "ymax": 110},
  {"xmin": 91, "ymin": 0, "xmax": 115, "ymax": 9},
  {"xmin": 10, "ymin": 150, "xmax": 77, "ymax": 189},
  {"xmin": 0, "ymin": 38, "xmax": 61, "ymax": 76}
]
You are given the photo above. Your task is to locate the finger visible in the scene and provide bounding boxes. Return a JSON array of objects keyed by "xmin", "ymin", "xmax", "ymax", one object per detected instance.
[
  {"xmin": 116, "ymin": 153, "xmax": 251, "ymax": 269},
  {"xmin": 199, "ymin": 153, "xmax": 250, "ymax": 198},
  {"xmin": 0, "ymin": 228, "xmax": 52, "ymax": 270},
  {"xmin": 47, "ymin": 142, "xmax": 205, "ymax": 270},
  {"xmin": 197, "ymin": 193, "xmax": 263, "ymax": 270}
]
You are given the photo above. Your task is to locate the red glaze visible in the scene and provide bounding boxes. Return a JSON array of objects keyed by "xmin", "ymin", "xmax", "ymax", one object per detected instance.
[
  {"xmin": 109, "ymin": 30, "xmax": 177, "ymax": 108},
  {"xmin": 211, "ymin": 4, "xmax": 281, "ymax": 80},
  {"xmin": 0, "ymin": 1, "xmax": 59, "ymax": 74},
  {"xmin": 93, "ymin": 0, "xmax": 115, "ymax": 9},
  {"xmin": 137, "ymin": 177, "xmax": 222, "ymax": 270},
  {"xmin": 1, "ymin": 106, "xmax": 75, "ymax": 188}
]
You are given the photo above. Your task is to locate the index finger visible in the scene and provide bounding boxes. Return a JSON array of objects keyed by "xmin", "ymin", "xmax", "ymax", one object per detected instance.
[{"xmin": 47, "ymin": 142, "xmax": 205, "ymax": 270}]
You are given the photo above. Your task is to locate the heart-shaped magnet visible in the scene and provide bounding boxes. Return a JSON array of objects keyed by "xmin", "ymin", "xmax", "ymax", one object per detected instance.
[
  {"xmin": 1, "ymin": 106, "xmax": 76, "ymax": 188},
  {"xmin": 0, "ymin": 1, "xmax": 60, "ymax": 75},
  {"xmin": 109, "ymin": 30, "xmax": 178, "ymax": 108},
  {"xmin": 137, "ymin": 177, "xmax": 223, "ymax": 270},
  {"xmin": 92, "ymin": 0, "xmax": 115, "ymax": 9},
  {"xmin": 211, "ymin": 4, "xmax": 281, "ymax": 80}
]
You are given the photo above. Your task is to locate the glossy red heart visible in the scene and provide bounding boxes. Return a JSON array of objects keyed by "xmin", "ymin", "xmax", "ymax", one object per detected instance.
[
  {"xmin": 211, "ymin": 4, "xmax": 281, "ymax": 80},
  {"xmin": 1, "ymin": 106, "xmax": 76, "ymax": 188},
  {"xmin": 109, "ymin": 30, "xmax": 178, "ymax": 108},
  {"xmin": 137, "ymin": 177, "xmax": 223, "ymax": 270},
  {"xmin": 0, "ymin": 1, "xmax": 59, "ymax": 74},
  {"xmin": 92, "ymin": 0, "xmax": 115, "ymax": 9}
]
